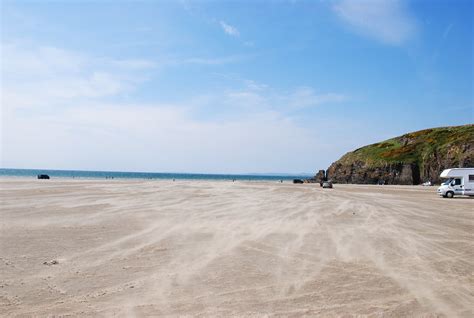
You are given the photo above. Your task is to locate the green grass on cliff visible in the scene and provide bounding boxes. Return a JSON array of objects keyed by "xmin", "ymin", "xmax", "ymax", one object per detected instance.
[{"xmin": 337, "ymin": 125, "xmax": 474, "ymax": 167}]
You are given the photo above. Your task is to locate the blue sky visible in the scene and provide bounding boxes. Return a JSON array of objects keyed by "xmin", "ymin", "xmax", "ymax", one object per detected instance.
[{"xmin": 1, "ymin": 0, "xmax": 473, "ymax": 174}]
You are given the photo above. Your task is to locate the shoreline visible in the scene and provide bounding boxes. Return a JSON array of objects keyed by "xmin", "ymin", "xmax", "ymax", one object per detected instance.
[{"xmin": 0, "ymin": 169, "xmax": 310, "ymax": 183}]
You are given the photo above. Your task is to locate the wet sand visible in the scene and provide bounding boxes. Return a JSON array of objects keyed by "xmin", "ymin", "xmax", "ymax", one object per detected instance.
[{"xmin": 0, "ymin": 178, "xmax": 472, "ymax": 317}]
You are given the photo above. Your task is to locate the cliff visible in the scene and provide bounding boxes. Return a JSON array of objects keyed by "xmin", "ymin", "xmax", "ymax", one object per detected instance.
[{"xmin": 325, "ymin": 124, "xmax": 474, "ymax": 185}]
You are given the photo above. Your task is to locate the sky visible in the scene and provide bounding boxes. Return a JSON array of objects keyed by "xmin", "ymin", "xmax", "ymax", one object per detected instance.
[{"xmin": 1, "ymin": 0, "xmax": 473, "ymax": 174}]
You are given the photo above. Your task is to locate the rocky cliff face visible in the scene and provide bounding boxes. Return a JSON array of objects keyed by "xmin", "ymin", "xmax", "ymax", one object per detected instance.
[{"xmin": 324, "ymin": 125, "xmax": 474, "ymax": 185}]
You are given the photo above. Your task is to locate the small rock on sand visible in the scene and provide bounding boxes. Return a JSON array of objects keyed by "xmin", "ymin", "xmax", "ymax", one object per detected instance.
[{"xmin": 43, "ymin": 260, "xmax": 59, "ymax": 266}]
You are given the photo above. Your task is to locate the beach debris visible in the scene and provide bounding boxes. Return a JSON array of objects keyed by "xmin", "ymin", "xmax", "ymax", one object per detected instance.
[{"xmin": 43, "ymin": 260, "xmax": 59, "ymax": 266}]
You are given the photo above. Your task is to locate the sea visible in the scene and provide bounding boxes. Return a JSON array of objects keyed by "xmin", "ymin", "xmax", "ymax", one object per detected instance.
[{"xmin": 0, "ymin": 168, "xmax": 311, "ymax": 182}]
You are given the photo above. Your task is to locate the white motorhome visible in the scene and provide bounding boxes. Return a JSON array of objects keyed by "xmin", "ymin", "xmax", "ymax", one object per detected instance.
[{"xmin": 437, "ymin": 168, "xmax": 474, "ymax": 198}]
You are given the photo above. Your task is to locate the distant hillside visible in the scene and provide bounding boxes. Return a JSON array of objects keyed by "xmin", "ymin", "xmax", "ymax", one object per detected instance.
[{"xmin": 325, "ymin": 124, "xmax": 474, "ymax": 185}]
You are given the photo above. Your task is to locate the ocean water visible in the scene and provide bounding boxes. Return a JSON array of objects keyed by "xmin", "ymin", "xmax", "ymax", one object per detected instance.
[{"xmin": 0, "ymin": 168, "xmax": 311, "ymax": 182}]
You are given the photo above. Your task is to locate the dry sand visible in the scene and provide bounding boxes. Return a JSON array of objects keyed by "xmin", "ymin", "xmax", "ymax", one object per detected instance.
[{"xmin": 0, "ymin": 178, "xmax": 472, "ymax": 317}]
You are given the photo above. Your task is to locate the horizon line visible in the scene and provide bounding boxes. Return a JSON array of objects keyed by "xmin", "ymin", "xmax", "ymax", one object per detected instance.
[{"xmin": 0, "ymin": 167, "xmax": 314, "ymax": 177}]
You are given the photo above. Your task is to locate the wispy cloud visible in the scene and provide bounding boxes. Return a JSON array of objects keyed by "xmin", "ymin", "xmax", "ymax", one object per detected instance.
[
  {"xmin": 442, "ymin": 23, "xmax": 454, "ymax": 39},
  {"xmin": 333, "ymin": 0, "xmax": 416, "ymax": 45},
  {"xmin": 219, "ymin": 82, "xmax": 347, "ymax": 114},
  {"xmin": 1, "ymin": 42, "xmax": 348, "ymax": 173},
  {"xmin": 220, "ymin": 21, "xmax": 240, "ymax": 37},
  {"xmin": 200, "ymin": 75, "xmax": 347, "ymax": 113},
  {"xmin": 108, "ymin": 58, "xmax": 157, "ymax": 70},
  {"xmin": 1, "ymin": 43, "xmax": 154, "ymax": 109},
  {"xmin": 244, "ymin": 80, "xmax": 268, "ymax": 91},
  {"xmin": 286, "ymin": 87, "xmax": 347, "ymax": 109},
  {"xmin": 179, "ymin": 55, "xmax": 243, "ymax": 65}
]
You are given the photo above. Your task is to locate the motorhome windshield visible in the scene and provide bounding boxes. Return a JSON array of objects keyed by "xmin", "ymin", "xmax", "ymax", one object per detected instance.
[{"xmin": 442, "ymin": 178, "xmax": 453, "ymax": 185}]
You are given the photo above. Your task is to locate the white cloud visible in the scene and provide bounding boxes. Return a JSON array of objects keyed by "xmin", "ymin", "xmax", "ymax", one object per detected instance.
[
  {"xmin": 244, "ymin": 80, "xmax": 268, "ymax": 91},
  {"xmin": 3, "ymin": 100, "xmax": 328, "ymax": 173},
  {"xmin": 1, "ymin": 43, "xmax": 154, "ymax": 110},
  {"xmin": 333, "ymin": 0, "xmax": 416, "ymax": 45},
  {"xmin": 1, "ymin": 42, "xmax": 349, "ymax": 173},
  {"xmin": 179, "ymin": 56, "xmax": 242, "ymax": 65},
  {"xmin": 221, "ymin": 84, "xmax": 347, "ymax": 112},
  {"xmin": 220, "ymin": 21, "xmax": 240, "ymax": 37},
  {"xmin": 286, "ymin": 87, "xmax": 347, "ymax": 109},
  {"xmin": 2, "ymin": 44, "xmax": 85, "ymax": 77},
  {"xmin": 108, "ymin": 58, "xmax": 157, "ymax": 70}
]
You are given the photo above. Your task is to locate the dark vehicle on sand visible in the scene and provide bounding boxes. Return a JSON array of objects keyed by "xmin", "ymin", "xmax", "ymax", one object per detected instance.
[{"xmin": 322, "ymin": 181, "xmax": 333, "ymax": 188}]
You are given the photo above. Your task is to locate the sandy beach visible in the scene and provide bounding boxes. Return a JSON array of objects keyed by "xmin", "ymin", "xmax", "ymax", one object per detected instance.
[{"xmin": 0, "ymin": 178, "xmax": 472, "ymax": 317}]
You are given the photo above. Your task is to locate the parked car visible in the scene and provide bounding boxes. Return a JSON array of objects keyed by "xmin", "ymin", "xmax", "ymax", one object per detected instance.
[
  {"xmin": 322, "ymin": 181, "xmax": 333, "ymax": 188},
  {"xmin": 37, "ymin": 174, "xmax": 50, "ymax": 179},
  {"xmin": 293, "ymin": 179, "xmax": 304, "ymax": 184}
]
